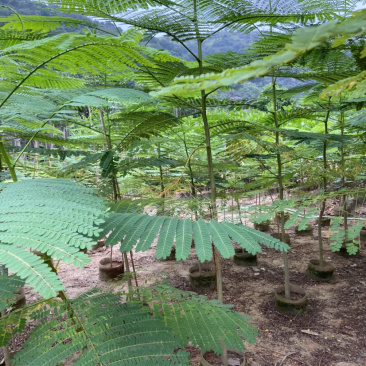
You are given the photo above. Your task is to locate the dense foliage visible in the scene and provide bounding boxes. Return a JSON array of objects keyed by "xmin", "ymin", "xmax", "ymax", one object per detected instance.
[{"xmin": 0, "ymin": 0, "xmax": 366, "ymax": 365}]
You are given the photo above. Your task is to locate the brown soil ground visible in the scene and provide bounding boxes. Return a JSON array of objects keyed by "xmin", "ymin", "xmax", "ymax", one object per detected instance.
[{"xmin": 2, "ymin": 198, "xmax": 366, "ymax": 366}]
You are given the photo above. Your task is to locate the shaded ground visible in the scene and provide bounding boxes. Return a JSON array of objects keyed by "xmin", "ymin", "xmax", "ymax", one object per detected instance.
[{"xmin": 2, "ymin": 198, "xmax": 366, "ymax": 366}]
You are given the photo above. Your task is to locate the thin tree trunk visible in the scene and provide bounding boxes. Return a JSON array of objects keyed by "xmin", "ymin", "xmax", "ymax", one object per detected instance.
[
  {"xmin": 272, "ymin": 81, "xmax": 290, "ymax": 300},
  {"xmin": 340, "ymin": 111, "xmax": 348, "ymax": 246},
  {"xmin": 318, "ymin": 108, "xmax": 330, "ymax": 267},
  {"xmin": 99, "ymin": 108, "xmax": 120, "ymax": 200},
  {"xmin": 193, "ymin": 1, "xmax": 225, "ymax": 362},
  {"xmin": 129, "ymin": 251, "xmax": 139, "ymax": 288},
  {"xmin": 182, "ymin": 132, "xmax": 197, "ymax": 197},
  {"xmin": 123, "ymin": 252, "xmax": 132, "ymax": 299}
]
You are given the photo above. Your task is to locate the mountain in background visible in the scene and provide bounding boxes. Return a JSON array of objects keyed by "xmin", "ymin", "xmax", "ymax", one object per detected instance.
[{"xmin": 146, "ymin": 31, "xmax": 258, "ymax": 61}]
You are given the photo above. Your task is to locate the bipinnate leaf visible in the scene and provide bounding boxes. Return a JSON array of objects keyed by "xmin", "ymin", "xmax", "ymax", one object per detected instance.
[
  {"xmin": 153, "ymin": 10, "xmax": 366, "ymax": 95},
  {"xmin": 11, "ymin": 291, "xmax": 190, "ymax": 366},
  {"xmin": 284, "ymin": 211, "xmax": 301, "ymax": 229},
  {"xmin": 330, "ymin": 217, "xmax": 343, "ymax": 252},
  {"xmin": 0, "ymin": 246, "xmax": 63, "ymax": 298},
  {"xmin": 192, "ymin": 220, "xmax": 213, "ymax": 262},
  {"xmin": 0, "ymin": 179, "xmax": 107, "ymax": 299},
  {"xmin": 245, "ymin": 225, "xmax": 290, "ymax": 252},
  {"xmin": 105, "ymin": 213, "xmax": 141, "ymax": 247},
  {"xmin": 0, "ymin": 274, "xmax": 25, "ymax": 312},
  {"xmin": 143, "ymin": 284, "xmax": 257, "ymax": 355},
  {"xmin": 68, "ymin": 87, "xmax": 151, "ymax": 108},
  {"xmin": 156, "ymin": 218, "xmax": 178, "ymax": 259},
  {"xmin": 135, "ymin": 216, "xmax": 166, "ymax": 252},
  {"xmin": 209, "ymin": 220, "xmax": 235, "ymax": 258},
  {"xmin": 120, "ymin": 215, "xmax": 153, "ymax": 252},
  {"xmin": 175, "ymin": 219, "xmax": 192, "ymax": 261},
  {"xmin": 297, "ymin": 216, "xmax": 312, "ymax": 231},
  {"xmin": 221, "ymin": 222, "xmax": 262, "ymax": 255},
  {"xmin": 101, "ymin": 212, "xmax": 288, "ymax": 261},
  {"xmin": 0, "ymin": 308, "xmax": 28, "ymax": 347}
]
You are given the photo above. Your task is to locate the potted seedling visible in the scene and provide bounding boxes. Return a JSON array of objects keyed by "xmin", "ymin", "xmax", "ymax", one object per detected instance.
[
  {"xmin": 233, "ymin": 247, "xmax": 258, "ymax": 266},
  {"xmin": 99, "ymin": 245, "xmax": 124, "ymax": 281},
  {"xmin": 269, "ymin": 81, "xmax": 307, "ymax": 315},
  {"xmin": 306, "ymin": 106, "xmax": 334, "ymax": 280},
  {"xmin": 189, "ymin": 261, "xmax": 216, "ymax": 290}
]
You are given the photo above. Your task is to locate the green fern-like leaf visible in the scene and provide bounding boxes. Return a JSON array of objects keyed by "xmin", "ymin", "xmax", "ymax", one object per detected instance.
[
  {"xmin": 0, "ymin": 274, "xmax": 25, "ymax": 312},
  {"xmin": 192, "ymin": 220, "xmax": 213, "ymax": 262},
  {"xmin": 0, "ymin": 305, "xmax": 28, "ymax": 347},
  {"xmin": 58, "ymin": 152, "xmax": 105, "ymax": 177},
  {"xmin": 156, "ymin": 218, "xmax": 178, "ymax": 259},
  {"xmin": 68, "ymin": 87, "xmax": 152, "ymax": 108},
  {"xmin": 100, "ymin": 212, "xmax": 288, "ymax": 261},
  {"xmin": 106, "ymin": 213, "xmax": 141, "ymax": 247},
  {"xmin": 109, "ymin": 199, "xmax": 144, "ymax": 214},
  {"xmin": 175, "ymin": 219, "xmax": 192, "ymax": 261},
  {"xmin": 135, "ymin": 216, "xmax": 167, "ymax": 252},
  {"xmin": 221, "ymin": 222, "xmax": 262, "ymax": 255},
  {"xmin": 0, "ymin": 15, "xmax": 99, "ymax": 33},
  {"xmin": 122, "ymin": 215, "xmax": 154, "ymax": 252},
  {"xmin": 0, "ymin": 247, "xmax": 64, "ymax": 299},
  {"xmin": 139, "ymin": 284, "xmax": 257, "ymax": 355},
  {"xmin": 209, "ymin": 220, "xmax": 235, "ymax": 259},
  {"xmin": 100, "ymin": 150, "xmax": 115, "ymax": 178},
  {"xmin": 9, "ymin": 290, "xmax": 190, "ymax": 366},
  {"xmin": 329, "ymin": 217, "xmax": 344, "ymax": 252},
  {"xmin": 0, "ymin": 29, "xmax": 45, "ymax": 49},
  {"xmin": 284, "ymin": 210, "xmax": 301, "ymax": 229},
  {"xmin": 153, "ymin": 10, "xmax": 366, "ymax": 95},
  {"xmin": 0, "ymin": 179, "xmax": 107, "ymax": 298}
]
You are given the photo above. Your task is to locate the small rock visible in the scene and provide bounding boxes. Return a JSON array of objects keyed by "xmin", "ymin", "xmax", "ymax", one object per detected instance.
[
  {"xmin": 251, "ymin": 267, "xmax": 260, "ymax": 272},
  {"xmin": 228, "ymin": 358, "xmax": 241, "ymax": 366}
]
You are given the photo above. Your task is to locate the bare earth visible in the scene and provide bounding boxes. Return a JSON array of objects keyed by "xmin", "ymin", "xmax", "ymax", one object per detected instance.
[{"xmin": 3, "ymin": 199, "xmax": 366, "ymax": 366}]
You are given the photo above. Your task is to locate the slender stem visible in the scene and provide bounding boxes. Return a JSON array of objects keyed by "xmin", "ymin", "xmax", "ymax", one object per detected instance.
[
  {"xmin": 157, "ymin": 143, "xmax": 165, "ymax": 197},
  {"xmin": 182, "ymin": 132, "xmax": 197, "ymax": 197},
  {"xmin": 193, "ymin": 1, "xmax": 222, "ymax": 306},
  {"xmin": 129, "ymin": 251, "xmax": 139, "ymax": 288},
  {"xmin": 318, "ymin": 107, "xmax": 331, "ymax": 267},
  {"xmin": 0, "ymin": 137, "xmax": 17, "ymax": 182},
  {"xmin": 123, "ymin": 252, "xmax": 132, "ymax": 299},
  {"xmin": 340, "ymin": 110, "xmax": 348, "ymax": 242},
  {"xmin": 99, "ymin": 108, "xmax": 119, "ymax": 200},
  {"xmin": 272, "ymin": 79, "xmax": 290, "ymax": 300}
]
